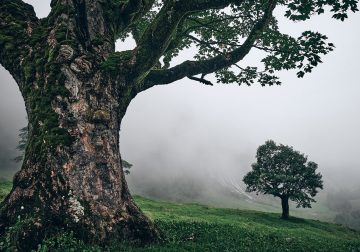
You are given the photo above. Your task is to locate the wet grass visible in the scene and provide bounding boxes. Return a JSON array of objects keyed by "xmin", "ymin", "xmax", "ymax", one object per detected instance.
[
  {"xmin": 114, "ymin": 196, "xmax": 360, "ymax": 251},
  {"xmin": 0, "ymin": 179, "xmax": 11, "ymax": 201},
  {"xmin": 1, "ymin": 182, "xmax": 359, "ymax": 251}
]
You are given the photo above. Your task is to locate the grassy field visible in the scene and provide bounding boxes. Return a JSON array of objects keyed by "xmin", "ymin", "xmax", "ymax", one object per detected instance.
[
  {"xmin": 0, "ymin": 179, "xmax": 11, "ymax": 202},
  {"xmin": 1, "ymin": 181, "xmax": 359, "ymax": 251}
]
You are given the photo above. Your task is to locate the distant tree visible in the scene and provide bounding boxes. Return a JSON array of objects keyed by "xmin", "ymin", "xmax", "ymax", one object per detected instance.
[
  {"xmin": 13, "ymin": 126, "xmax": 28, "ymax": 163},
  {"xmin": 243, "ymin": 140, "xmax": 323, "ymax": 219},
  {"xmin": 122, "ymin": 160, "xmax": 133, "ymax": 175}
]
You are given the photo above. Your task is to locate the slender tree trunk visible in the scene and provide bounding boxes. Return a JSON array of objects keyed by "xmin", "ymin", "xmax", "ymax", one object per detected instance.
[{"xmin": 281, "ymin": 196, "xmax": 289, "ymax": 219}]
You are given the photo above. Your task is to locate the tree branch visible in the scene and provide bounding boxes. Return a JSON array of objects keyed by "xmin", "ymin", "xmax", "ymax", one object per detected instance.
[
  {"xmin": 122, "ymin": 0, "xmax": 153, "ymax": 15},
  {"xmin": 129, "ymin": 0, "xmax": 246, "ymax": 81},
  {"xmin": 47, "ymin": 0, "xmax": 131, "ymax": 49},
  {"xmin": 129, "ymin": 1, "xmax": 185, "ymax": 79},
  {"xmin": 114, "ymin": 0, "xmax": 156, "ymax": 37},
  {"xmin": 185, "ymin": 0, "xmax": 245, "ymax": 12},
  {"xmin": 0, "ymin": 0, "xmax": 38, "ymax": 92},
  {"xmin": 144, "ymin": 0, "xmax": 276, "ymax": 86},
  {"xmin": 188, "ymin": 75, "xmax": 214, "ymax": 86}
]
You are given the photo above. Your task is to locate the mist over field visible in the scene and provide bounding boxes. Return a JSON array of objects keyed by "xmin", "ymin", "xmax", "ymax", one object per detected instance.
[{"xmin": 1, "ymin": 0, "xmax": 359, "ymax": 228}]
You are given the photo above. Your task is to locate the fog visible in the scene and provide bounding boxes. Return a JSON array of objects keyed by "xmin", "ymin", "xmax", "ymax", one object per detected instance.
[{"xmin": 0, "ymin": 1, "xmax": 359, "ymax": 225}]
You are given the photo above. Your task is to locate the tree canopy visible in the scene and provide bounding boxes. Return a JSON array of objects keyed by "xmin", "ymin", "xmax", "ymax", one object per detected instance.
[
  {"xmin": 243, "ymin": 140, "xmax": 323, "ymax": 218},
  {"xmin": 1, "ymin": 0, "xmax": 359, "ymax": 95},
  {"xmin": 125, "ymin": 0, "xmax": 359, "ymax": 87}
]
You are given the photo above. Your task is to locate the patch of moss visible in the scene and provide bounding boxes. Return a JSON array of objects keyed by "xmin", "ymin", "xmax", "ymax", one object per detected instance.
[
  {"xmin": 91, "ymin": 35, "xmax": 105, "ymax": 46},
  {"xmin": 101, "ymin": 51, "xmax": 133, "ymax": 75},
  {"xmin": 55, "ymin": 30, "xmax": 67, "ymax": 42},
  {"xmin": 47, "ymin": 3, "xmax": 75, "ymax": 25},
  {"xmin": 21, "ymin": 41, "xmax": 75, "ymax": 163},
  {"xmin": 25, "ymin": 83, "xmax": 75, "ymax": 162},
  {"xmin": 47, "ymin": 49, "xmax": 56, "ymax": 63},
  {"xmin": 0, "ymin": 34, "xmax": 13, "ymax": 45},
  {"xmin": 29, "ymin": 26, "xmax": 48, "ymax": 46},
  {"xmin": 4, "ymin": 42, "xmax": 14, "ymax": 51},
  {"xmin": 23, "ymin": 65, "xmax": 35, "ymax": 82},
  {"xmin": 92, "ymin": 110, "xmax": 111, "ymax": 123}
]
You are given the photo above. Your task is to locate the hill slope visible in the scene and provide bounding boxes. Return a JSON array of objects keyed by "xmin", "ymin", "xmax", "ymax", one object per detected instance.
[{"xmin": 1, "ymin": 182, "xmax": 359, "ymax": 251}]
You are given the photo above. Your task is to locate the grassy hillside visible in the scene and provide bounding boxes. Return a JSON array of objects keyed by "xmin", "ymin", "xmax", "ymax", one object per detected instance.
[
  {"xmin": 0, "ymin": 179, "xmax": 11, "ymax": 201},
  {"xmin": 1, "ymin": 182, "xmax": 359, "ymax": 251}
]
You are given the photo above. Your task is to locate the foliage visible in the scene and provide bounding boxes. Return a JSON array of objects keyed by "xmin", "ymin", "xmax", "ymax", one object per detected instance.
[
  {"xmin": 243, "ymin": 140, "xmax": 323, "ymax": 209},
  {"xmin": 150, "ymin": 0, "xmax": 357, "ymax": 86}
]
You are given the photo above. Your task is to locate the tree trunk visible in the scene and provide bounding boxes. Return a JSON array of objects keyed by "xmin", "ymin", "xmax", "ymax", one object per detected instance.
[
  {"xmin": 0, "ymin": 38, "xmax": 158, "ymax": 252},
  {"xmin": 0, "ymin": 1, "xmax": 166, "ymax": 250},
  {"xmin": 281, "ymin": 196, "xmax": 289, "ymax": 219}
]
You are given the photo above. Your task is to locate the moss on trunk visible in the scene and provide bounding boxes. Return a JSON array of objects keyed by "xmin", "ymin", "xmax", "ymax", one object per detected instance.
[{"xmin": 0, "ymin": 1, "xmax": 160, "ymax": 250}]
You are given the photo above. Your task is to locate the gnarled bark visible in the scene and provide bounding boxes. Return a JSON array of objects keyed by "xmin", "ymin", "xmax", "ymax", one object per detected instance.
[
  {"xmin": 0, "ymin": 48, "xmax": 159, "ymax": 251},
  {"xmin": 281, "ymin": 196, "xmax": 289, "ymax": 219},
  {"xmin": 0, "ymin": 1, "xmax": 160, "ymax": 250}
]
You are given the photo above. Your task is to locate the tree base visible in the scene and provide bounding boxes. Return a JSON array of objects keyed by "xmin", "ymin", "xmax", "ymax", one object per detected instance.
[
  {"xmin": 0, "ymin": 211, "xmax": 160, "ymax": 251},
  {"xmin": 0, "ymin": 184, "xmax": 161, "ymax": 251}
]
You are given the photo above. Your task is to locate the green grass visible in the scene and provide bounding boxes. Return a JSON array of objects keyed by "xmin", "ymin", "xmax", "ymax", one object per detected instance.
[
  {"xmin": 1, "ymin": 182, "xmax": 360, "ymax": 251},
  {"xmin": 0, "ymin": 179, "xmax": 12, "ymax": 201}
]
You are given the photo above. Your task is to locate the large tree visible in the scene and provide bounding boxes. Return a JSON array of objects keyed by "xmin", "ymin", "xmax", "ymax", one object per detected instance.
[
  {"xmin": 243, "ymin": 140, "xmax": 323, "ymax": 219},
  {"xmin": 0, "ymin": 0, "xmax": 357, "ymax": 250}
]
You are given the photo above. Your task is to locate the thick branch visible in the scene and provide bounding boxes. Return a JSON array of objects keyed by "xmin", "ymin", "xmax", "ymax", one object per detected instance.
[
  {"xmin": 0, "ymin": 0, "xmax": 38, "ymax": 91},
  {"xmin": 115, "ymin": 0, "xmax": 156, "ymax": 37},
  {"xmin": 130, "ymin": 0, "xmax": 245, "ymax": 81},
  {"xmin": 145, "ymin": 0, "xmax": 276, "ymax": 86},
  {"xmin": 129, "ymin": 1, "xmax": 185, "ymax": 79},
  {"xmin": 48, "ymin": 0, "xmax": 118, "ymax": 49},
  {"xmin": 122, "ymin": 0, "xmax": 152, "ymax": 14},
  {"xmin": 185, "ymin": 0, "xmax": 244, "ymax": 12}
]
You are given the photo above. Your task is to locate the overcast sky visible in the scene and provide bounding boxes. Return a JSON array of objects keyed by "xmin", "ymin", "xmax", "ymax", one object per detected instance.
[{"xmin": 0, "ymin": 2, "xmax": 359, "ymax": 193}]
